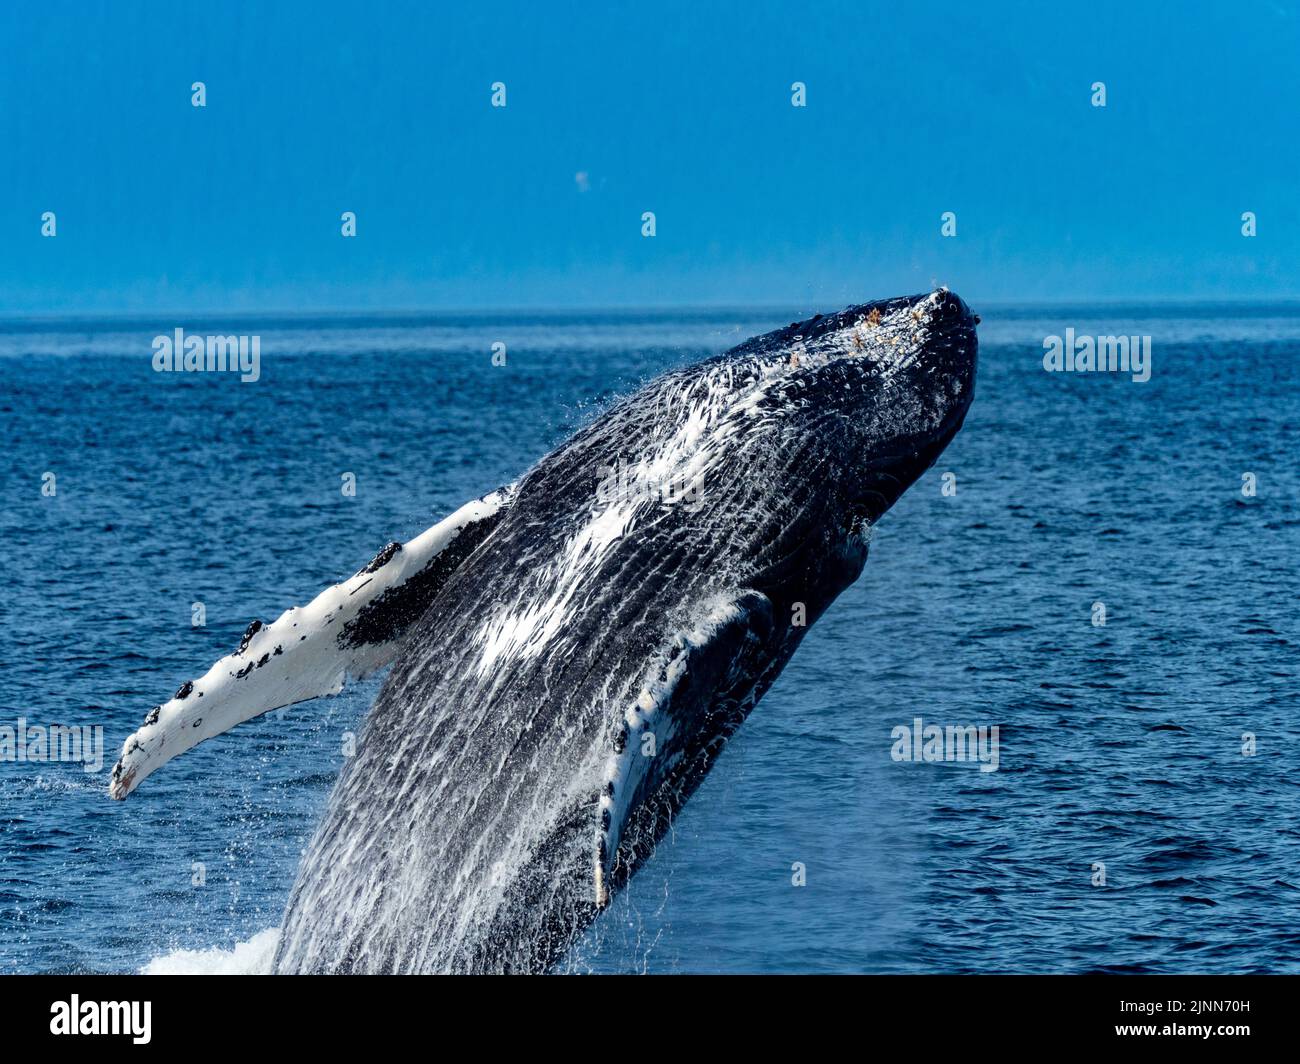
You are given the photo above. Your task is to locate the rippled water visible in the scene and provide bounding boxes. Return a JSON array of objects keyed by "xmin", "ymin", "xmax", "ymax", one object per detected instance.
[{"xmin": 2, "ymin": 304, "xmax": 1297, "ymax": 973}]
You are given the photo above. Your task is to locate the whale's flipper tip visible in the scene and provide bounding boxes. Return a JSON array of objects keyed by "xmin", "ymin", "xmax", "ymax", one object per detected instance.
[
  {"xmin": 109, "ymin": 734, "xmax": 148, "ymax": 800},
  {"xmin": 108, "ymin": 765, "xmax": 131, "ymax": 800}
]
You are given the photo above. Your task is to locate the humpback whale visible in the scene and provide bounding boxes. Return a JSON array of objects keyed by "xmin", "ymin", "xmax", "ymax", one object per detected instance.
[{"xmin": 110, "ymin": 290, "xmax": 979, "ymax": 973}]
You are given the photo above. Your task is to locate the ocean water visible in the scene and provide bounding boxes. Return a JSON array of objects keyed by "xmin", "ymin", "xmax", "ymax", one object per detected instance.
[{"xmin": 1, "ymin": 303, "xmax": 1297, "ymax": 975}]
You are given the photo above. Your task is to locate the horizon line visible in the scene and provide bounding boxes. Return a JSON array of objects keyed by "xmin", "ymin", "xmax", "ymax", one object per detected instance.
[{"xmin": 3, "ymin": 294, "xmax": 1300, "ymax": 327}]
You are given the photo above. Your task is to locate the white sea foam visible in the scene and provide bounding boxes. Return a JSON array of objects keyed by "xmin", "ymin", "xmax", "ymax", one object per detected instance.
[{"xmin": 140, "ymin": 928, "xmax": 279, "ymax": 975}]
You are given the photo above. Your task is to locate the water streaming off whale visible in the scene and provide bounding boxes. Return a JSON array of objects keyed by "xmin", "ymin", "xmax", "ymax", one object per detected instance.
[{"xmin": 266, "ymin": 292, "xmax": 977, "ymax": 971}]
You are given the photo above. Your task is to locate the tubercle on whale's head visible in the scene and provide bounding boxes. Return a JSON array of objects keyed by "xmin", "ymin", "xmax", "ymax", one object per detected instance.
[
  {"xmin": 782, "ymin": 289, "xmax": 980, "ymax": 522},
  {"xmin": 764, "ymin": 289, "xmax": 974, "ymax": 388},
  {"xmin": 804, "ymin": 289, "xmax": 976, "ymax": 377},
  {"xmin": 881, "ymin": 288, "xmax": 979, "ymax": 433},
  {"xmin": 782, "ymin": 289, "xmax": 977, "ymax": 416}
]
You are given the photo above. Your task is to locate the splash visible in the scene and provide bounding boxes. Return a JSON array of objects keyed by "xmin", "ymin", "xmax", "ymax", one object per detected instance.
[{"xmin": 141, "ymin": 928, "xmax": 279, "ymax": 975}]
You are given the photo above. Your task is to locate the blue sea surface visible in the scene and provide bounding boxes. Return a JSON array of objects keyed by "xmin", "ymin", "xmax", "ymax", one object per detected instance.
[{"xmin": 1, "ymin": 304, "xmax": 1297, "ymax": 974}]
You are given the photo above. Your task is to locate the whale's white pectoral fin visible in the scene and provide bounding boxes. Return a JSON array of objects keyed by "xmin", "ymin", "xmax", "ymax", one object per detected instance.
[
  {"xmin": 109, "ymin": 486, "xmax": 514, "ymax": 800},
  {"xmin": 593, "ymin": 589, "xmax": 776, "ymax": 909}
]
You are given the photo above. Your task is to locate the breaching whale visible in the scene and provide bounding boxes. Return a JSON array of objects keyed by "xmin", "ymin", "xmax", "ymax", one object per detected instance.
[{"xmin": 110, "ymin": 290, "xmax": 979, "ymax": 973}]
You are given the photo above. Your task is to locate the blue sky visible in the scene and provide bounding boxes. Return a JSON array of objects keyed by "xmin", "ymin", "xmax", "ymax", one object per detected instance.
[{"xmin": 1, "ymin": 1, "xmax": 1296, "ymax": 313}]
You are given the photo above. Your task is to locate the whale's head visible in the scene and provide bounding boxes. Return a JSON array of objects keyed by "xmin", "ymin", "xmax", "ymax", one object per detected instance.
[{"xmin": 753, "ymin": 289, "xmax": 979, "ymax": 525}]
